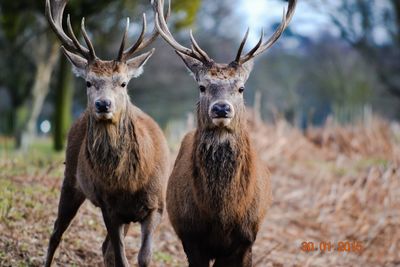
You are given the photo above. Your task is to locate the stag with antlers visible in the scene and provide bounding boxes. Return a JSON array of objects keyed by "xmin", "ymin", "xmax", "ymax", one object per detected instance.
[
  {"xmin": 155, "ymin": 0, "xmax": 297, "ymax": 266},
  {"xmin": 44, "ymin": 0, "xmax": 170, "ymax": 266}
]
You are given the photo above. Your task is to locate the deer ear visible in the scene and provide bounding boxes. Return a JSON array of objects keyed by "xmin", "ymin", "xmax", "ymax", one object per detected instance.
[
  {"xmin": 240, "ymin": 59, "xmax": 254, "ymax": 81},
  {"xmin": 176, "ymin": 51, "xmax": 204, "ymax": 78},
  {"xmin": 62, "ymin": 47, "xmax": 87, "ymax": 78},
  {"xmin": 126, "ymin": 49, "xmax": 155, "ymax": 78}
]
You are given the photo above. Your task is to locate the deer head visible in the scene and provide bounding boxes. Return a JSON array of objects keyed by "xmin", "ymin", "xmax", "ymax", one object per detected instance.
[
  {"xmin": 46, "ymin": 0, "xmax": 169, "ymax": 123},
  {"xmin": 155, "ymin": 0, "xmax": 296, "ymax": 130}
]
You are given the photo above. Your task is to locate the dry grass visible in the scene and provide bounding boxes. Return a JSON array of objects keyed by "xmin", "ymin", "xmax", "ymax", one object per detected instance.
[
  {"xmin": 249, "ymin": 117, "xmax": 400, "ymax": 267},
  {"xmin": 0, "ymin": 117, "xmax": 399, "ymax": 266}
]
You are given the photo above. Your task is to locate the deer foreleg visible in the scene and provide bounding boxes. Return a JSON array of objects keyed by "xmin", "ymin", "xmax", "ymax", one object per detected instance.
[
  {"xmin": 138, "ymin": 209, "xmax": 162, "ymax": 267},
  {"xmin": 45, "ymin": 181, "xmax": 85, "ymax": 267},
  {"xmin": 102, "ymin": 209, "xmax": 129, "ymax": 267}
]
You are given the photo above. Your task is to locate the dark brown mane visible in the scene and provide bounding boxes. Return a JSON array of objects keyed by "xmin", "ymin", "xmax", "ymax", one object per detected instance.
[
  {"xmin": 86, "ymin": 106, "xmax": 141, "ymax": 190},
  {"xmin": 191, "ymin": 125, "xmax": 256, "ymax": 215}
]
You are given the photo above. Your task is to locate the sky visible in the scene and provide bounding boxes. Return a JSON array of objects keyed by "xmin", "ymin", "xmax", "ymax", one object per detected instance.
[
  {"xmin": 238, "ymin": 0, "xmax": 393, "ymax": 46},
  {"xmin": 238, "ymin": 0, "xmax": 339, "ymax": 44}
]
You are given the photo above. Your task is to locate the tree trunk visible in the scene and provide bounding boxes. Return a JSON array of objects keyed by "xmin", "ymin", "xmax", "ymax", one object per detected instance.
[
  {"xmin": 53, "ymin": 57, "xmax": 74, "ymax": 151},
  {"xmin": 14, "ymin": 105, "xmax": 29, "ymax": 149},
  {"xmin": 391, "ymin": 0, "xmax": 400, "ymax": 45},
  {"xmin": 19, "ymin": 41, "xmax": 59, "ymax": 150}
]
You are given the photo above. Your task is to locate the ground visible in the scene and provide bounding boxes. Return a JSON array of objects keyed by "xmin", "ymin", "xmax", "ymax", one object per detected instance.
[{"xmin": 0, "ymin": 117, "xmax": 399, "ymax": 267}]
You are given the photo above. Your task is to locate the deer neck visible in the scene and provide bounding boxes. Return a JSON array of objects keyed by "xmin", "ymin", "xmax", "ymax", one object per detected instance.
[
  {"xmin": 192, "ymin": 124, "xmax": 255, "ymax": 213},
  {"xmin": 85, "ymin": 102, "xmax": 140, "ymax": 181}
]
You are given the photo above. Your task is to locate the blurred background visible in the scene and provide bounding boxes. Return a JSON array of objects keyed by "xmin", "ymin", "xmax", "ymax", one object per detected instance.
[
  {"xmin": 0, "ymin": 0, "xmax": 399, "ymax": 150},
  {"xmin": 0, "ymin": 0, "xmax": 400, "ymax": 266}
]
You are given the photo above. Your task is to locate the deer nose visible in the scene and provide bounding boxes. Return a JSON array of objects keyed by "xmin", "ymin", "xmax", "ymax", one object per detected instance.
[
  {"xmin": 95, "ymin": 99, "xmax": 111, "ymax": 113},
  {"xmin": 211, "ymin": 102, "xmax": 232, "ymax": 118}
]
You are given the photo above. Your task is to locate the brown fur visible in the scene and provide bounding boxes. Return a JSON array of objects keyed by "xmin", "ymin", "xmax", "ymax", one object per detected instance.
[
  {"xmin": 45, "ymin": 59, "xmax": 169, "ymax": 267},
  {"xmin": 45, "ymin": 0, "xmax": 167, "ymax": 264},
  {"xmin": 89, "ymin": 60, "xmax": 127, "ymax": 76},
  {"xmin": 75, "ymin": 104, "xmax": 168, "ymax": 208},
  {"xmin": 167, "ymin": 76, "xmax": 272, "ymax": 266},
  {"xmin": 155, "ymin": 0, "xmax": 296, "ymax": 262}
]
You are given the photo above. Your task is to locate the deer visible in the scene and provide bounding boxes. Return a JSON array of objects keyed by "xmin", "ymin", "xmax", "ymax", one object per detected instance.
[
  {"xmin": 154, "ymin": 0, "xmax": 296, "ymax": 266},
  {"xmin": 44, "ymin": 0, "xmax": 170, "ymax": 266}
]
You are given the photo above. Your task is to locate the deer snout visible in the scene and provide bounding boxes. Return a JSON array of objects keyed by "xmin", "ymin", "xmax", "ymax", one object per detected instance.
[
  {"xmin": 209, "ymin": 101, "xmax": 235, "ymax": 128},
  {"xmin": 210, "ymin": 102, "xmax": 233, "ymax": 119},
  {"xmin": 95, "ymin": 99, "xmax": 112, "ymax": 114}
]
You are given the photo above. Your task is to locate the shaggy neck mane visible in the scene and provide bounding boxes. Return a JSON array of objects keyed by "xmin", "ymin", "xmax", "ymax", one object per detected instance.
[
  {"xmin": 192, "ymin": 122, "xmax": 255, "ymax": 212},
  {"xmin": 86, "ymin": 104, "xmax": 140, "ymax": 185}
]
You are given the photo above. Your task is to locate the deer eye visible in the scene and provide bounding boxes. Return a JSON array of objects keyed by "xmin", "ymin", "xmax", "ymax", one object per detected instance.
[
  {"xmin": 199, "ymin": 85, "xmax": 206, "ymax": 93},
  {"xmin": 238, "ymin": 87, "xmax": 245, "ymax": 93},
  {"xmin": 86, "ymin": 81, "xmax": 92, "ymax": 88},
  {"xmin": 121, "ymin": 82, "xmax": 127, "ymax": 88}
]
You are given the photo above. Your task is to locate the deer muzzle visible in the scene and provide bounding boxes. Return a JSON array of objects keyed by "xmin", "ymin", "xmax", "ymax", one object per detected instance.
[{"xmin": 209, "ymin": 101, "xmax": 235, "ymax": 127}]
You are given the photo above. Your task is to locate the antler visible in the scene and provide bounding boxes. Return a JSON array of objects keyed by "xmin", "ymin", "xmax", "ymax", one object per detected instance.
[
  {"xmin": 233, "ymin": 0, "xmax": 297, "ymax": 65},
  {"xmin": 155, "ymin": 0, "xmax": 296, "ymax": 67},
  {"xmin": 46, "ymin": 0, "xmax": 168, "ymax": 63},
  {"xmin": 117, "ymin": 0, "xmax": 171, "ymax": 62},
  {"xmin": 154, "ymin": 0, "xmax": 213, "ymax": 66},
  {"xmin": 45, "ymin": 0, "xmax": 97, "ymax": 62}
]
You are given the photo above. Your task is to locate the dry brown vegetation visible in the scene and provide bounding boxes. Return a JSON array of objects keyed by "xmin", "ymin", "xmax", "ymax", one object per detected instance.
[{"xmin": 0, "ymin": 116, "xmax": 399, "ymax": 266}]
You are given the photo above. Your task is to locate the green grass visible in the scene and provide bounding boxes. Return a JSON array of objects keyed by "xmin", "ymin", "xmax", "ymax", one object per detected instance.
[
  {"xmin": 0, "ymin": 137, "xmax": 184, "ymax": 266},
  {"xmin": 0, "ymin": 138, "xmax": 64, "ymax": 177},
  {"xmin": 0, "ymin": 137, "xmax": 64, "ymax": 227},
  {"xmin": 0, "ymin": 177, "xmax": 58, "ymax": 225},
  {"xmin": 154, "ymin": 251, "xmax": 183, "ymax": 266}
]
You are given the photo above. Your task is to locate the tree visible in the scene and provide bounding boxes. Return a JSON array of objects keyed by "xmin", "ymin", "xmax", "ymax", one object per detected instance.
[
  {"xmin": 0, "ymin": 1, "xmax": 60, "ymax": 149},
  {"xmin": 321, "ymin": 0, "xmax": 400, "ymax": 100}
]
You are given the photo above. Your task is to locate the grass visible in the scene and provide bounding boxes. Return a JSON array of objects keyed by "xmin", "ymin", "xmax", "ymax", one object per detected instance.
[
  {"xmin": 0, "ymin": 138, "xmax": 186, "ymax": 266},
  {"xmin": 0, "ymin": 138, "xmax": 68, "ymax": 266},
  {"xmin": 0, "ymin": 117, "xmax": 399, "ymax": 266}
]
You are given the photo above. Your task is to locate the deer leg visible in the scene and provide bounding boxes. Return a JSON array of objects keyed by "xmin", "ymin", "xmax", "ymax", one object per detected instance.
[
  {"xmin": 213, "ymin": 246, "xmax": 252, "ymax": 267},
  {"xmin": 102, "ymin": 209, "xmax": 129, "ymax": 267},
  {"xmin": 182, "ymin": 240, "xmax": 210, "ymax": 267},
  {"xmin": 137, "ymin": 209, "xmax": 162, "ymax": 267},
  {"xmin": 103, "ymin": 224, "xmax": 131, "ymax": 267},
  {"xmin": 45, "ymin": 182, "xmax": 85, "ymax": 267}
]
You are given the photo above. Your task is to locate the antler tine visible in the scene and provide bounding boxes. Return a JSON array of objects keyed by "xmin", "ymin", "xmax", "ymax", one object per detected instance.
[
  {"xmin": 46, "ymin": 0, "xmax": 99, "ymax": 62},
  {"xmin": 81, "ymin": 18, "xmax": 97, "ymax": 60},
  {"xmin": 234, "ymin": 27, "xmax": 250, "ymax": 64},
  {"xmin": 120, "ymin": 0, "xmax": 171, "ymax": 61},
  {"xmin": 121, "ymin": 14, "xmax": 147, "ymax": 61},
  {"xmin": 237, "ymin": 0, "xmax": 297, "ymax": 65},
  {"xmin": 45, "ymin": 0, "xmax": 86, "ymax": 54},
  {"xmin": 135, "ymin": 0, "xmax": 171, "ymax": 51},
  {"xmin": 117, "ymin": 18, "xmax": 131, "ymax": 61},
  {"xmin": 154, "ymin": 0, "xmax": 211, "ymax": 64},
  {"xmin": 154, "ymin": 4, "xmax": 193, "ymax": 56},
  {"xmin": 190, "ymin": 30, "xmax": 212, "ymax": 62},
  {"xmin": 155, "ymin": 0, "xmax": 171, "ymax": 35},
  {"xmin": 66, "ymin": 14, "xmax": 86, "ymax": 55},
  {"xmin": 239, "ymin": 28, "xmax": 264, "ymax": 64}
]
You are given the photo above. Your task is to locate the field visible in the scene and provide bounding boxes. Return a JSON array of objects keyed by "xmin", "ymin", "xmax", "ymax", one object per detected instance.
[{"xmin": 0, "ymin": 117, "xmax": 399, "ymax": 267}]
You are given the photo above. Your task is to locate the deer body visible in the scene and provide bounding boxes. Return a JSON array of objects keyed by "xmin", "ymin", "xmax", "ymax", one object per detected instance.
[
  {"xmin": 48, "ymin": 94, "xmax": 169, "ymax": 267},
  {"xmin": 166, "ymin": 64, "xmax": 272, "ymax": 266},
  {"xmin": 154, "ymin": 0, "xmax": 296, "ymax": 265},
  {"xmin": 44, "ymin": 1, "xmax": 170, "ymax": 266},
  {"xmin": 168, "ymin": 128, "xmax": 271, "ymax": 265},
  {"xmin": 72, "ymin": 106, "xmax": 167, "ymax": 214}
]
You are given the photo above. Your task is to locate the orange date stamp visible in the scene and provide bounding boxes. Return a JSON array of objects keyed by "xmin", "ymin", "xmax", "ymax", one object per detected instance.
[{"xmin": 301, "ymin": 241, "xmax": 363, "ymax": 253}]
